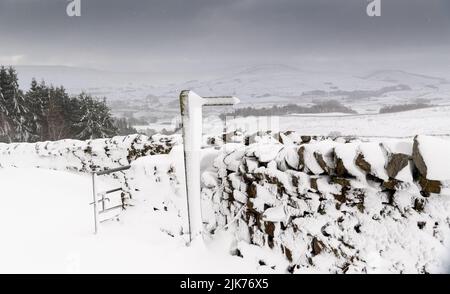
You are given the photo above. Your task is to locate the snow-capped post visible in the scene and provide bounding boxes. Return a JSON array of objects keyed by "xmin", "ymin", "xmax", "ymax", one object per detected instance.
[{"xmin": 180, "ymin": 90, "xmax": 240, "ymax": 244}]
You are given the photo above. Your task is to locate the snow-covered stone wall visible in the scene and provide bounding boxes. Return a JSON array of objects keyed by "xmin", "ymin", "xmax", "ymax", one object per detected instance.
[
  {"xmin": 0, "ymin": 134, "xmax": 177, "ymax": 172},
  {"xmin": 0, "ymin": 134, "xmax": 179, "ymax": 201},
  {"xmin": 202, "ymin": 133, "xmax": 450, "ymax": 273}
]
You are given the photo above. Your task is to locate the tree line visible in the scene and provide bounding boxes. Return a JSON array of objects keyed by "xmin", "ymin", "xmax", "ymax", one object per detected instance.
[
  {"xmin": 219, "ymin": 100, "xmax": 356, "ymax": 119},
  {"xmin": 0, "ymin": 66, "xmax": 134, "ymax": 143},
  {"xmin": 379, "ymin": 103, "xmax": 433, "ymax": 114}
]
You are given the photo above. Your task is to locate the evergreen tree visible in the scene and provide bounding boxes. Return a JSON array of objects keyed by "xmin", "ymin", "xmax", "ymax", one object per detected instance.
[
  {"xmin": 26, "ymin": 82, "xmax": 77, "ymax": 141},
  {"xmin": 1, "ymin": 66, "xmax": 120, "ymax": 143},
  {"xmin": 46, "ymin": 86, "xmax": 71, "ymax": 140},
  {"xmin": 26, "ymin": 79, "xmax": 47, "ymax": 141},
  {"xmin": 75, "ymin": 94, "xmax": 117, "ymax": 140},
  {"xmin": 0, "ymin": 67, "xmax": 12, "ymax": 141},
  {"xmin": 0, "ymin": 85, "xmax": 11, "ymax": 141},
  {"xmin": 0, "ymin": 66, "xmax": 32, "ymax": 142}
]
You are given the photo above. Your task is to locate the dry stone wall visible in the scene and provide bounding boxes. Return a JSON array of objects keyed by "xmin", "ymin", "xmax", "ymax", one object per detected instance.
[
  {"xmin": 202, "ymin": 132, "xmax": 450, "ymax": 273},
  {"xmin": 0, "ymin": 134, "xmax": 178, "ymax": 202}
]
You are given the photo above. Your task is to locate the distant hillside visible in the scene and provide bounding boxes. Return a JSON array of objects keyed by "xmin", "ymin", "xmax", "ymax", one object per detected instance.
[{"xmin": 361, "ymin": 69, "xmax": 448, "ymax": 86}]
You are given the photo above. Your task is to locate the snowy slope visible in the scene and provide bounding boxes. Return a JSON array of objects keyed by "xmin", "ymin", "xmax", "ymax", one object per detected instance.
[
  {"xmin": 361, "ymin": 70, "xmax": 448, "ymax": 87},
  {"xmin": 158, "ymin": 65, "xmax": 393, "ymax": 102}
]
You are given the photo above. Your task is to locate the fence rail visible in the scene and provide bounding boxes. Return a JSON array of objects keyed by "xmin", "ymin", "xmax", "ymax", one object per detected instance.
[{"xmin": 96, "ymin": 165, "xmax": 131, "ymax": 176}]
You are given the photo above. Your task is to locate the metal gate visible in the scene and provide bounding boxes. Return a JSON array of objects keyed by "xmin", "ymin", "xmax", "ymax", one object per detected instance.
[{"xmin": 91, "ymin": 165, "xmax": 131, "ymax": 234}]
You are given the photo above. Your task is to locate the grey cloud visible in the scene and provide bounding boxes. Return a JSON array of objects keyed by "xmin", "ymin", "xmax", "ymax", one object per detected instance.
[{"xmin": 0, "ymin": 0, "xmax": 449, "ymax": 72}]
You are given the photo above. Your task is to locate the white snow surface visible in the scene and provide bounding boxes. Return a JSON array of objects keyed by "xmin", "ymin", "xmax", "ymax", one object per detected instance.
[
  {"xmin": 204, "ymin": 106, "xmax": 450, "ymax": 138},
  {"xmin": 0, "ymin": 166, "xmax": 260, "ymax": 274},
  {"xmin": 358, "ymin": 143, "xmax": 389, "ymax": 181},
  {"xmin": 415, "ymin": 135, "xmax": 450, "ymax": 181}
]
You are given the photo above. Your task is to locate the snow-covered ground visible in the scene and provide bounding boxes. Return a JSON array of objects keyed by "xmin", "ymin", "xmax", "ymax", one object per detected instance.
[
  {"xmin": 1, "ymin": 134, "xmax": 450, "ymax": 273},
  {"xmin": 281, "ymin": 106, "xmax": 450, "ymax": 136},
  {"xmin": 202, "ymin": 105, "xmax": 450, "ymax": 138},
  {"xmin": 0, "ymin": 167, "xmax": 263, "ymax": 274}
]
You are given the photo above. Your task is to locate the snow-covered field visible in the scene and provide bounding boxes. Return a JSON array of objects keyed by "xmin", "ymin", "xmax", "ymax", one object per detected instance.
[
  {"xmin": 280, "ymin": 106, "xmax": 450, "ymax": 137},
  {"xmin": 203, "ymin": 105, "xmax": 450, "ymax": 138}
]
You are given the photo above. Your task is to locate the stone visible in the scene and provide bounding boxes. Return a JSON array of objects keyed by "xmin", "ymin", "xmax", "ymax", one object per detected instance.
[
  {"xmin": 335, "ymin": 157, "xmax": 349, "ymax": 177},
  {"xmin": 418, "ymin": 176, "xmax": 441, "ymax": 194},
  {"xmin": 311, "ymin": 237, "xmax": 325, "ymax": 256},
  {"xmin": 412, "ymin": 136, "xmax": 428, "ymax": 178},
  {"xmin": 386, "ymin": 153, "xmax": 410, "ymax": 178},
  {"xmin": 298, "ymin": 146, "xmax": 306, "ymax": 170},
  {"xmin": 301, "ymin": 136, "xmax": 311, "ymax": 143},
  {"xmin": 314, "ymin": 152, "xmax": 330, "ymax": 174},
  {"xmin": 355, "ymin": 153, "xmax": 371, "ymax": 174}
]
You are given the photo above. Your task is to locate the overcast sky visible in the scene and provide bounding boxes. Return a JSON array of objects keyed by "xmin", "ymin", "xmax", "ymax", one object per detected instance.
[{"xmin": 0, "ymin": 0, "xmax": 449, "ymax": 73}]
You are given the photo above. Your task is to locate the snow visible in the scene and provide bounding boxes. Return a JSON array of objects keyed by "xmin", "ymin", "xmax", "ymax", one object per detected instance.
[
  {"xmin": 334, "ymin": 142, "xmax": 365, "ymax": 179},
  {"xmin": 303, "ymin": 141, "xmax": 336, "ymax": 175},
  {"xmin": 262, "ymin": 206, "xmax": 287, "ymax": 222},
  {"xmin": 222, "ymin": 106, "xmax": 450, "ymax": 137},
  {"xmin": 2, "ymin": 134, "xmax": 450, "ymax": 273},
  {"xmin": 0, "ymin": 134, "xmax": 176, "ymax": 172},
  {"xmin": 201, "ymin": 171, "xmax": 218, "ymax": 188},
  {"xmin": 6, "ymin": 62, "xmax": 450, "ymax": 274},
  {"xmin": 282, "ymin": 146, "xmax": 301, "ymax": 170},
  {"xmin": 291, "ymin": 112, "xmax": 352, "ymax": 117},
  {"xmin": 381, "ymin": 140, "xmax": 413, "ymax": 155},
  {"xmin": 396, "ymin": 161, "xmax": 414, "ymax": 183},
  {"xmin": 0, "ymin": 167, "xmax": 263, "ymax": 274},
  {"xmin": 251, "ymin": 184, "xmax": 277, "ymax": 211},
  {"xmin": 246, "ymin": 143, "xmax": 283, "ymax": 163},
  {"xmin": 15, "ymin": 66, "xmax": 450, "ymax": 115},
  {"xmin": 415, "ymin": 135, "xmax": 450, "ymax": 181},
  {"xmin": 358, "ymin": 143, "xmax": 389, "ymax": 180},
  {"xmin": 233, "ymin": 190, "xmax": 248, "ymax": 204},
  {"xmin": 1, "ymin": 111, "xmax": 450, "ymax": 274}
]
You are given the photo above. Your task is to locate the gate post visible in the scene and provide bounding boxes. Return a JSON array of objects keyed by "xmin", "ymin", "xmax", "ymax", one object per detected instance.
[
  {"xmin": 179, "ymin": 90, "xmax": 239, "ymax": 244},
  {"xmin": 92, "ymin": 172, "xmax": 99, "ymax": 234}
]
